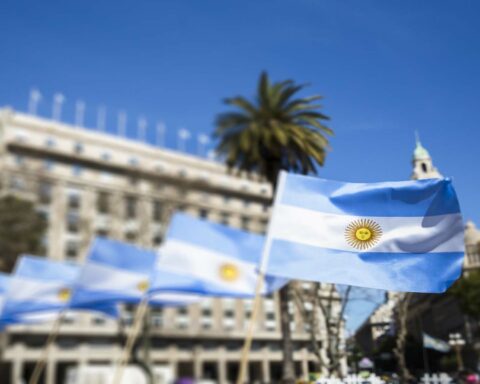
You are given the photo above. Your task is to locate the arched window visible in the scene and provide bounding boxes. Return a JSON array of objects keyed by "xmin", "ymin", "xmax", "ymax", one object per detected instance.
[{"xmin": 421, "ymin": 162, "xmax": 428, "ymax": 173}]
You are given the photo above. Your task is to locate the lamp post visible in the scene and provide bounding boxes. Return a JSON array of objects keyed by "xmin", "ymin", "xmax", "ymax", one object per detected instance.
[{"xmin": 449, "ymin": 333, "xmax": 465, "ymax": 371}]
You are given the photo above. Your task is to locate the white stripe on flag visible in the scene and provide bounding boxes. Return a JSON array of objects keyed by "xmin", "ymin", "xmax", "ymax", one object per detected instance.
[
  {"xmin": 77, "ymin": 261, "xmax": 149, "ymax": 295},
  {"xmin": 270, "ymin": 204, "xmax": 464, "ymax": 253},
  {"xmin": 8, "ymin": 278, "xmax": 67, "ymax": 304},
  {"xmin": 159, "ymin": 240, "xmax": 259, "ymax": 294}
]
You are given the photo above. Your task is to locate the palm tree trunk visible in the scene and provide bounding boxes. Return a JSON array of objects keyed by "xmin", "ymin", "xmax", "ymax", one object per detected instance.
[{"xmin": 279, "ymin": 284, "xmax": 296, "ymax": 383}]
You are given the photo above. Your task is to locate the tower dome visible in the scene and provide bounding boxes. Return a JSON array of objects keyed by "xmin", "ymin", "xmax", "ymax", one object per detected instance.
[{"xmin": 410, "ymin": 133, "xmax": 442, "ymax": 180}]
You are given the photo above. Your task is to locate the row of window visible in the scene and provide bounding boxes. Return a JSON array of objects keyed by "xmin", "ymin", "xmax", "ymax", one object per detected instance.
[{"xmin": 14, "ymin": 137, "xmax": 270, "ymax": 195}]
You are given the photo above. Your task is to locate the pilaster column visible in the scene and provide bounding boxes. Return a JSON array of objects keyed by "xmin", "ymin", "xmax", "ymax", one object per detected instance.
[
  {"xmin": 218, "ymin": 358, "xmax": 227, "ymax": 384},
  {"xmin": 193, "ymin": 346, "xmax": 203, "ymax": 380},
  {"xmin": 262, "ymin": 359, "xmax": 270, "ymax": 384},
  {"xmin": 11, "ymin": 358, "xmax": 23, "ymax": 384},
  {"xmin": 45, "ymin": 358, "xmax": 56, "ymax": 384}
]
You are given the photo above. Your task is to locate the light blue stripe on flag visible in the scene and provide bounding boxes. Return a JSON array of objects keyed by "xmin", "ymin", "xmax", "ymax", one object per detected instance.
[
  {"xmin": 264, "ymin": 172, "xmax": 464, "ymax": 293},
  {"xmin": 280, "ymin": 174, "xmax": 461, "ymax": 217}
]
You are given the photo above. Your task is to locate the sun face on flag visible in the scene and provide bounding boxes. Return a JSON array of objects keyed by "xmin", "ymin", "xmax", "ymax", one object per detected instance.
[
  {"xmin": 345, "ymin": 219, "xmax": 382, "ymax": 250},
  {"xmin": 57, "ymin": 287, "xmax": 71, "ymax": 302},
  {"xmin": 137, "ymin": 280, "xmax": 150, "ymax": 292},
  {"xmin": 219, "ymin": 263, "xmax": 239, "ymax": 282}
]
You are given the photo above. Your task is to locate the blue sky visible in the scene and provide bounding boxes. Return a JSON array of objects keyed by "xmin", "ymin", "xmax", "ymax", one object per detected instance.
[{"xmin": 1, "ymin": 0, "xmax": 479, "ymax": 331}]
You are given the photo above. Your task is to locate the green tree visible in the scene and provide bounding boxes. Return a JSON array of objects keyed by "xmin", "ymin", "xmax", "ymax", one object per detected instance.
[
  {"xmin": 0, "ymin": 195, "xmax": 47, "ymax": 272},
  {"xmin": 215, "ymin": 71, "xmax": 332, "ymax": 383},
  {"xmin": 450, "ymin": 270, "xmax": 480, "ymax": 317}
]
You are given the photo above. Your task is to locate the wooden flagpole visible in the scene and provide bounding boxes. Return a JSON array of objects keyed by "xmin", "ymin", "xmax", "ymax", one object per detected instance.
[
  {"xmin": 236, "ymin": 273, "xmax": 265, "ymax": 384},
  {"xmin": 112, "ymin": 295, "xmax": 149, "ymax": 384},
  {"xmin": 29, "ymin": 311, "xmax": 66, "ymax": 384},
  {"xmin": 236, "ymin": 171, "xmax": 287, "ymax": 384}
]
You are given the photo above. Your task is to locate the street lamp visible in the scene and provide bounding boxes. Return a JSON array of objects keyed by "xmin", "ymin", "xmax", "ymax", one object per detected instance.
[{"xmin": 449, "ymin": 333, "xmax": 465, "ymax": 371}]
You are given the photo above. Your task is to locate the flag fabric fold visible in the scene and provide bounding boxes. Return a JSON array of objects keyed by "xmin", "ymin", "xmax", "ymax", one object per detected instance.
[
  {"xmin": 264, "ymin": 172, "xmax": 464, "ymax": 293},
  {"xmin": 152, "ymin": 213, "xmax": 287, "ymax": 297}
]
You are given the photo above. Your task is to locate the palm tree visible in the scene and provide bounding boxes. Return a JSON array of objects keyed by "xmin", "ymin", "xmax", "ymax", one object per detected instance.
[{"xmin": 214, "ymin": 71, "xmax": 332, "ymax": 383}]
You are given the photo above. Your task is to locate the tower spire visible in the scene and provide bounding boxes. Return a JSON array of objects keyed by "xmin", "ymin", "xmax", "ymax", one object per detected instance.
[{"xmin": 410, "ymin": 133, "xmax": 442, "ymax": 180}]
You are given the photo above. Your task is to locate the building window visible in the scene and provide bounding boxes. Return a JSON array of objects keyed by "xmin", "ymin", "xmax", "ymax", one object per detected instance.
[
  {"xmin": 152, "ymin": 235, "xmax": 162, "ymax": 246},
  {"xmin": 129, "ymin": 157, "xmax": 139, "ymax": 167},
  {"xmin": 67, "ymin": 191, "xmax": 81, "ymax": 209},
  {"xmin": 125, "ymin": 196, "xmax": 137, "ymax": 219},
  {"xmin": 101, "ymin": 152, "xmax": 111, "ymax": 161},
  {"xmin": 65, "ymin": 240, "xmax": 79, "ymax": 259},
  {"xmin": 153, "ymin": 200, "xmax": 163, "ymax": 222},
  {"xmin": 72, "ymin": 164, "xmax": 83, "ymax": 176},
  {"xmin": 221, "ymin": 212, "xmax": 230, "ymax": 225},
  {"xmin": 125, "ymin": 231, "xmax": 137, "ymax": 242},
  {"xmin": 96, "ymin": 229, "xmax": 109, "ymax": 237},
  {"xmin": 9, "ymin": 176, "xmax": 25, "ymax": 191},
  {"xmin": 45, "ymin": 137, "xmax": 56, "ymax": 148},
  {"xmin": 421, "ymin": 162, "xmax": 428, "ymax": 173},
  {"xmin": 38, "ymin": 181, "xmax": 52, "ymax": 204},
  {"xmin": 98, "ymin": 171, "xmax": 110, "ymax": 182},
  {"xmin": 265, "ymin": 312, "xmax": 275, "ymax": 320},
  {"xmin": 67, "ymin": 213, "xmax": 80, "ymax": 233},
  {"xmin": 43, "ymin": 159, "xmax": 55, "ymax": 171},
  {"xmin": 97, "ymin": 192, "xmax": 110, "ymax": 214},
  {"xmin": 241, "ymin": 216, "xmax": 250, "ymax": 230},
  {"xmin": 73, "ymin": 142, "xmax": 83, "ymax": 154},
  {"xmin": 14, "ymin": 154, "xmax": 24, "ymax": 166},
  {"xmin": 224, "ymin": 309, "xmax": 235, "ymax": 318},
  {"xmin": 199, "ymin": 208, "xmax": 209, "ymax": 219}
]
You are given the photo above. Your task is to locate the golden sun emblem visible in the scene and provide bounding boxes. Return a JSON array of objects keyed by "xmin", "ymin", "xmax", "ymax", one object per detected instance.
[
  {"xmin": 219, "ymin": 263, "xmax": 239, "ymax": 282},
  {"xmin": 137, "ymin": 280, "xmax": 150, "ymax": 292},
  {"xmin": 57, "ymin": 287, "xmax": 71, "ymax": 302},
  {"xmin": 345, "ymin": 219, "xmax": 382, "ymax": 250}
]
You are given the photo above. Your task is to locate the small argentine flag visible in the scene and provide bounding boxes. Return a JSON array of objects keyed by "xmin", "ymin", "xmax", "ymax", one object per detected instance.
[
  {"xmin": 264, "ymin": 172, "xmax": 464, "ymax": 293},
  {"xmin": 153, "ymin": 213, "xmax": 286, "ymax": 297},
  {"xmin": 71, "ymin": 238, "xmax": 157, "ymax": 307},
  {"xmin": 423, "ymin": 332, "xmax": 451, "ymax": 352},
  {"xmin": 2, "ymin": 256, "xmax": 117, "ymax": 322}
]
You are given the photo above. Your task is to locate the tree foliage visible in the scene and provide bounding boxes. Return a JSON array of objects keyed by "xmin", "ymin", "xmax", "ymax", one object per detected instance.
[
  {"xmin": 215, "ymin": 71, "xmax": 332, "ymax": 185},
  {"xmin": 450, "ymin": 270, "xmax": 480, "ymax": 317},
  {"xmin": 0, "ymin": 195, "xmax": 47, "ymax": 272}
]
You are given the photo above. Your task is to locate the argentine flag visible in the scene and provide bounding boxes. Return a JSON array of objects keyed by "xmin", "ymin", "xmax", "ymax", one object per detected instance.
[
  {"xmin": 1, "ymin": 256, "xmax": 117, "ymax": 322},
  {"xmin": 423, "ymin": 332, "xmax": 451, "ymax": 352},
  {"xmin": 152, "ymin": 213, "xmax": 286, "ymax": 297},
  {"xmin": 71, "ymin": 238, "xmax": 157, "ymax": 307},
  {"xmin": 71, "ymin": 237, "xmax": 196, "ymax": 308},
  {"xmin": 264, "ymin": 172, "xmax": 464, "ymax": 293}
]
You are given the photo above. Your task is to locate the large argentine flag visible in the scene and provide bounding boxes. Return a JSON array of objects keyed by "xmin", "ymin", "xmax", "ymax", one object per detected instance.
[
  {"xmin": 153, "ymin": 213, "xmax": 286, "ymax": 297},
  {"xmin": 71, "ymin": 238, "xmax": 158, "ymax": 307},
  {"xmin": 264, "ymin": 172, "xmax": 464, "ymax": 293},
  {"xmin": 1, "ymin": 256, "xmax": 117, "ymax": 321}
]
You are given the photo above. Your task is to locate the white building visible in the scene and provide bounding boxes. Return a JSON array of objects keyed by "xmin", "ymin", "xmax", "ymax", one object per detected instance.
[{"xmin": 0, "ymin": 108, "xmax": 344, "ymax": 384}]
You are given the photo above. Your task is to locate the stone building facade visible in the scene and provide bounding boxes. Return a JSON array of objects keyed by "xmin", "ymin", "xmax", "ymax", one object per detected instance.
[{"xmin": 0, "ymin": 108, "xmax": 343, "ymax": 384}]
